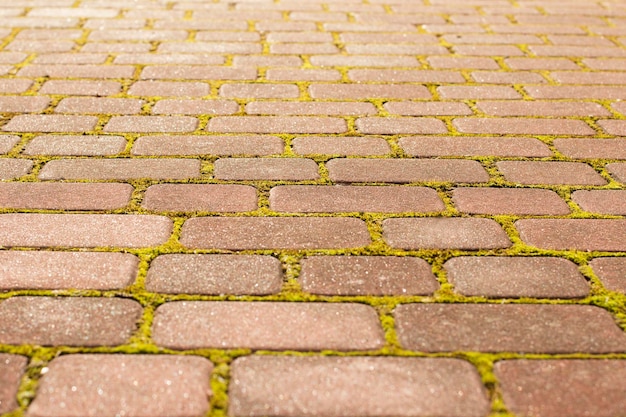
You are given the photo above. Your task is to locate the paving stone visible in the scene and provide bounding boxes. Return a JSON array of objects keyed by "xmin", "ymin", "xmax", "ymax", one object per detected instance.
[
  {"xmin": 300, "ymin": 256, "xmax": 439, "ymax": 296},
  {"xmin": 0, "ymin": 158, "xmax": 33, "ymax": 179},
  {"xmin": 152, "ymin": 99, "xmax": 238, "ymax": 115},
  {"xmin": 310, "ymin": 55, "xmax": 419, "ymax": 67},
  {"xmin": 309, "ymin": 84, "xmax": 431, "ymax": 99},
  {"xmin": 444, "ymin": 256, "xmax": 589, "ymax": 298},
  {"xmin": 207, "ymin": 116, "xmax": 347, "ymax": 134},
  {"xmin": 0, "ymin": 214, "xmax": 172, "ymax": 248},
  {"xmin": 355, "ymin": 117, "xmax": 448, "ymax": 134},
  {"xmin": 55, "ymin": 98, "xmax": 144, "ymax": 115},
  {"xmin": 399, "ymin": 136, "xmax": 552, "ymax": 157},
  {"xmin": 39, "ymin": 80, "xmax": 121, "ymax": 96},
  {"xmin": 589, "ymin": 258, "xmax": 626, "ymax": 293},
  {"xmin": 214, "ymin": 158, "xmax": 319, "ymax": 181},
  {"xmin": 0, "ymin": 96, "xmax": 50, "ymax": 113},
  {"xmin": 146, "ymin": 254, "xmax": 282, "ymax": 295},
  {"xmin": 383, "ymin": 218, "xmax": 511, "ymax": 250},
  {"xmin": 82, "ymin": 42, "xmax": 152, "ymax": 53},
  {"xmin": 453, "ymin": 118, "xmax": 595, "ymax": 135},
  {"xmin": 495, "ymin": 360, "xmax": 626, "ymax": 417},
  {"xmin": 2, "ymin": 115, "xmax": 98, "ymax": 132},
  {"xmin": 395, "ymin": 304, "xmax": 626, "ymax": 353},
  {"xmin": 89, "ymin": 29, "xmax": 188, "ymax": 41},
  {"xmin": 516, "ymin": 219, "xmax": 626, "ymax": 252},
  {"xmin": 292, "ymin": 136, "xmax": 390, "ymax": 156},
  {"xmin": 0, "ymin": 354, "xmax": 27, "ymax": 414},
  {"xmin": 152, "ymin": 301, "xmax": 384, "ymax": 350},
  {"xmin": 0, "ymin": 182, "xmax": 132, "ymax": 210},
  {"xmin": 572, "ymin": 190, "xmax": 626, "ymax": 215},
  {"xmin": 551, "ymin": 71, "xmax": 626, "ymax": 85},
  {"xmin": 195, "ymin": 31, "xmax": 260, "ymax": 42},
  {"xmin": 470, "ymin": 71, "xmax": 547, "ymax": 84},
  {"xmin": 270, "ymin": 43, "xmax": 340, "ymax": 54},
  {"xmin": 438, "ymin": 86, "xmax": 521, "ymax": 99},
  {"xmin": 598, "ymin": 119, "xmax": 626, "ymax": 136},
  {"xmin": 265, "ymin": 68, "xmax": 342, "ymax": 81},
  {"xmin": 554, "ymin": 138, "xmax": 626, "ymax": 159},
  {"xmin": 142, "ymin": 66, "xmax": 258, "ymax": 81},
  {"xmin": 245, "ymin": 102, "xmax": 377, "ymax": 116},
  {"xmin": 127, "ymin": 81, "xmax": 210, "ymax": 98},
  {"xmin": 348, "ymin": 69, "xmax": 465, "ymax": 83},
  {"xmin": 524, "ymin": 86, "xmax": 626, "ymax": 99},
  {"xmin": 452, "ymin": 187, "xmax": 570, "ymax": 215},
  {"xmin": 6, "ymin": 39, "xmax": 75, "ymax": 52},
  {"xmin": 18, "ymin": 64, "xmax": 135, "ymax": 78},
  {"xmin": 23, "ymin": 135, "xmax": 127, "ymax": 155},
  {"xmin": 0, "ymin": 297, "xmax": 142, "ymax": 346},
  {"xmin": 158, "ymin": 41, "xmax": 261, "ymax": 54},
  {"xmin": 27, "ymin": 355, "xmax": 212, "ymax": 417},
  {"xmin": 143, "ymin": 184, "xmax": 257, "ymax": 212},
  {"xmin": 582, "ymin": 58, "xmax": 626, "ymax": 70},
  {"xmin": 104, "ymin": 116, "xmax": 198, "ymax": 133},
  {"xmin": 476, "ymin": 101, "xmax": 611, "ymax": 117},
  {"xmin": 219, "ymin": 83, "xmax": 300, "ymax": 99},
  {"xmin": 229, "ymin": 356, "xmax": 490, "ymax": 417},
  {"xmin": 270, "ymin": 185, "xmax": 445, "ymax": 213},
  {"xmin": 132, "ymin": 135, "xmax": 284, "ymax": 156},
  {"xmin": 0, "ymin": 79, "xmax": 33, "ymax": 93},
  {"xmin": 428, "ymin": 56, "xmax": 500, "ymax": 69},
  {"xmin": 39, "ymin": 158, "xmax": 201, "ymax": 180},
  {"xmin": 33, "ymin": 53, "xmax": 110, "ymax": 64},
  {"xmin": 0, "ymin": 251, "xmax": 138, "ymax": 291},
  {"xmin": 497, "ymin": 161, "xmax": 607, "ymax": 185},
  {"xmin": 608, "ymin": 163, "xmax": 626, "ymax": 183},
  {"xmin": 181, "ymin": 217, "xmax": 371, "ymax": 250},
  {"xmin": 114, "ymin": 53, "xmax": 224, "ymax": 65},
  {"xmin": 0, "ymin": 135, "xmax": 20, "ymax": 153},
  {"xmin": 232, "ymin": 55, "xmax": 302, "ymax": 67},
  {"xmin": 384, "ymin": 101, "xmax": 473, "ymax": 116},
  {"xmin": 327, "ymin": 159, "xmax": 490, "ymax": 183}
]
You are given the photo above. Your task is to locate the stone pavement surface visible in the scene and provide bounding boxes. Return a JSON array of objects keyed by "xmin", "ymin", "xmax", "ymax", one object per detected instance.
[{"xmin": 0, "ymin": 0, "xmax": 626, "ymax": 415}]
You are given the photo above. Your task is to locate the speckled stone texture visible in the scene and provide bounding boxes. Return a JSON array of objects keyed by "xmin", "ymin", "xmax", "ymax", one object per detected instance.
[{"xmin": 0, "ymin": 354, "xmax": 27, "ymax": 414}]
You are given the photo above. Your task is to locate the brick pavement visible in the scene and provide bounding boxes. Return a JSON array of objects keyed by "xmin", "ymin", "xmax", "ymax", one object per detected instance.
[{"xmin": 0, "ymin": 0, "xmax": 626, "ymax": 416}]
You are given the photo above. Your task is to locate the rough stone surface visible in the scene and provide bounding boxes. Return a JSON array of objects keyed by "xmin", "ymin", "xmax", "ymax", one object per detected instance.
[
  {"xmin": 132, "ymin": 135, "xmax": 284, "ymax": 156},
  {"xmin": 214, "ymin": 158, "xmax": 319, "ymax": 181},
  {"xmin": 143, "ymin": 184, "xmax": 258, "ymax": 212},
  {"xmin": 572, "ymin": 190, "xmax": 626, "ymax": 215},
  {"xmin": 38, "ymin": 158, "xmax": 201, "ymax": 180},
  {"xmin": 23, "ymin": 135, "xmax": 127, "ymax": 156},
  {"xmin": 497, "ymin": 161, "xmax": 607, "ymax": 185},
  {"xmin": 399, "ymin": 136, "xmax": 552, "ymax": 157},
  {"xmin": 452, "ymin": 187, "xmax": 570, "ymax": 215},
  {"xmin": 0, "ymin": 354, "xmax": 27, "ymax": 414},
  {"xmin": 589, "ymin": 258, "xmax": 626, "ymax": 293}
]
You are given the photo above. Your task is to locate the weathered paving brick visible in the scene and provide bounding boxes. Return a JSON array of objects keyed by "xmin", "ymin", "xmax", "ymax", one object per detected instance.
[
  {"xmin": 0, "ymin": 182, "xmax": 132, "ymax": 210},
  {"xmin": 590, "ymin": 258, "xmax": 626, "ymax": 293},
  {"xmin": 181, "ymin": 217, "xmax": 371, "ymax": 250},
  {"xmin": 399, "ymin": 136, "xmax": 552, "ymax": 157},
  {"xmin": 470, "ymin": 71, "xmax": 547, "ymax": 84},
  {"xmin": 453, "ymin": 188, "xmax": 570, "ymax": 215},
  {"xmin": 219, "ymin": 83, "xmax": 300, "ymax": 99},
  {"xmin": 33, "ymin": 53, "xmax": 108, "ymax": 64},
  {"xmin": 598, "ymin": 120, "xmax": 626, "ymax": 136},
  {"xmin": 55, "ymin": 98, "xmax": 144, "ymax": 115},
  {"xmin": 104, "ymin": 116, "xmax": 198, "ymax": 133},
  {"xmin": 232, "ymin": 55, "xmax": 302, "ymax": 67},
  {"xmin": 207, "ymin": 116, "xmax": 347, "ymax": 134},
  {"xmin": 265, "ymin": 68, "xmax": 341, "ymax": 81},
  {"xmin": 27, "ymin": 355, "xmax": 212, "ymax": 417},
  {"xmin": 292, "ymin": 136, "xmax": 390, "ymax": 156},
  {"xmin": 0, "ymin": 214, "xmax": 172, "ymax": 248},
  {"xmin": 355, "ymin": 117, "xmax": 448, "ymax": 134},
  {"xmin": 214, "ymin": 158, "xmax": 319, "ymax": 181},
  {"xmin": 89, "ymin": 29, "xmax": 188, "ymax": 41},
  {"xmin": 195, "ymin": 31, "xmax": 260, "ymax": 42},
  {"xmin": 300, "ymin": 256, "xmax": 439, "ymax": 296},
  {"xmin": 6, "ymin": 39, "xmax": 75, "ymax": 52},
  {"xmin": 497, "ymin": 161, "xmax": 607, "ymax": 185},
  {"xmin": 506, "ymin": 57, "xmax": 580, "ymax": 70},
  {"xmin": 0, "ymin": 79, "xmax": 33, "ymax": 94},
  {"xmin": 0, "ymin": 159, "xmax": 33, "ymax": 180},
  {"xmin": 525, "ymin": 86, "xmax": 626, "ymax": 99},
  {"xmin": 143, "ymin": 184, "xmax": 257, "ymax": 212},
  {"xmin": 152, "ymin": 301, "xmax": 384, "ymax": 350},
  {"xmin": 309, "ymin": 84, "xmax": 431, "ymax": 99},
  {"xmin": 385, "ymin": 101, "xmax": 473, "ymax": 116},
  {"xmin": 345, "ymin": 43, "xmax": 447, "ymax": 55},
  {"xmin": 140, "ymin": 65, "xmax": 257, "ymax": 81},
  {"xmin": 444, "ymin": 257, "xmax": 589, "ymax": 298},
  {"xmin": 146, "ymin": 255, "xmax": 282, "ymax": 295},
  {"xmin": 158, "ymin": 41, "xmax": 262, "ymax": 54},
  {"xmin": 0, "ymin": 251, "xmax": 138, "ymax": 291},
  {"xmin": 326, "ymin": 159, "xmax": 490, "ymax": 183},
  {"xmin": 476, "ymin": 101, "xmax": 611, "ymax": 117},
  {"xmin": 23, "ymin": 135, "xmax": 127, "ymax": 156},
  {"xmin": 438, "ymin": 86, "xmax": 521, "ymax": 99},
  {"xmin": 152, "ymin": 99, "xmax": 238, "ymax": 115},
  {"xmin": 530, "ymin": 45, "xmax": 626, "ymax": 57},
  {"xmin": 516, "ymin": 219, "xmax": 626, "ymax": 252},
  {"xmin": 18, "ymin": 64, "xmax": 134, "ymax": 78},
  {"xmin": 608, "ymin": 163, "xmax": 626, "ymax": 183},
  {"xmin": 270, "ymin": 185, "xmax": 445, "ymax": 213},
  {"xmin": 229, "ymin": 356, "xmax": 490, "ymax": 417},
  {"xmin": 0, "ymin": 297, "xmax": 142, "ymax": 346},
  {"xmin": 384, "ymin": 218, "xmax": 511, "ymax": 250},
  {"xmin": 0, "ymin": 135, "xmax": 20, "ymax": 153},
  {"xmin": 39, "ymin": 159, "xmax": 201, "ymax": 180},
  {"xmin": 0, "ymin": 96, "xmax": 50, "ymax": 113},
  {"xmin": 28, "ymin": 7, "xmax": 120, "ymax": 18},
  {"xmin": 2, "ymin": 115, "xmax": 98, "ymax": 132},
  {"xmin": 428, "ymin": 56, "xmax": 499, "ymax": 69},
  {"xmin": 551, "ymin": 71, "xmax": 626, "ymax": 85},
  {"xmin": 572, "ymin": 190, "xmax": 626, "ymax": 215},
  {"xmin": 270, "ymin": 43, "xmax": 340, "ymax": 54},
  {"xmin": 114, "ymin": 53, "xmax": 224, "ymax": 65},
  {"xmin": 495, "ymin": 360, "xmax": 626, "ymax": 417},
  {"xmin": 309, "ymin": 55, "xmax": 419, "ymax": 67},
  {"xmin": 395, "ymin": 304, "xmax": 626, "ymax": 353},
  {"xmin": 128, "ymin": 81, "xmax": 210, "ymax": 98},
  {"xmin": 82, "ymin": 42, "xmax": 152, "ymax": 53},
  {"xmin": 585, "ymin": 59, "xmax": 626, "ymax": 70},
  {"xmin": 132, "ymin": 135, "xmax": 284, "ymax": 156},
  {"xmin": 0, "ymin": 354, "xmax": 27, "ymax": 414},
  {"xmin": 348, "ymin": 69, "xmax": 465, "ymax": 83},
  {"xmin": 39, "ymin": 80, "xmax": 121, "ymax": 96},
  {"xmin": 245, "ymin": 102, "xmax": 377, "ymax": 116},
  {"xmin": 453, "ymin": 118, "xmax": 595, "ymax": 135}
]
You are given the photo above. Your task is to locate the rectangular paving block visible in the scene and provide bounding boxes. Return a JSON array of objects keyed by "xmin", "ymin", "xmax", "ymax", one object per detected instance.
[
  {"xmin": 452, "ymin": 187, "xmax": 570, "ymax": 215},
  {"xmin": 395, "ymin": 304, "xmax": 626, "ymax": 353},
  {"xmin": 516, "ymin": 219, "xmax": 626, "ymax": 252},
  {"xmin": 608, "ymin": 163, "xmax": 626, "ymax": 183},
  {"xmin": 245, "ymin": 101, "xmax": 377, "ymax": 116},
  {"xmin": 270, "ymin": 185, "xmax": 445, "ymax": 213},
  {"xmin": 2, "ymin": 115, "xmax": 98, "ymax": 133},
  {"xmin": 23, "ymin": 135, "xmax": 127, "ymax": 156},
  {"xmin": 384, "ymin": 218, "xmax": 511, "ymax": 250},
  {"xmin": 38, "ymin": 158, "xmax": 201, "ymax": 180},
  {"xmin": 181, "ymin": 217, "xmax": 371, "ymax": 250},
  {"xmin": 399, "ymin": 136, "xmax": 552, "ymax": 157},
  {"xmin": 213, "ymin": 158, "xmax": 319, "ymax": 181},
  {"xmin": 572, "ymin": 190, "xmax": 626, "ymax": 215},
  {"xmin": 384, "ymin": 101, "xmax": 473, "ymax": 116},
  {"xmin": 438, "ymin": 85, "xmax": 521, "ymax": 99},
  {"xmin": 132, "ymin": 135, "xmax": 284, "ymax": 156},
  {"xmin": 0, "ymin": 251, "xmax": 138, "ymax": 291},
  {"xmin": 497, "ymin": 161, "xmax": 607, "ymax": 185},
  {"xmin": 348, "ymin": 69, "xmax": 465, "ymax": 83},
  {"xmin": 39, "ymin": 80, "xmax": 121, "ymax": 96},
  {"xmin": 229, "ymin": 356, "xmax": 490, "ymax": 417},
  {"xmin": 0, "ymin": 135, "xmax": 20, "ymax": 154},
  {"xmin": 219, "ymin": 83, "xmax": 300, "ymax": 99},
  {"xmin": 300, "ymin": 256, "xmax": 439, "ymax": 296},
  {"xmin": 453, "ymin": 118, "xmax": 595, "ymax": 135},
  {"xmin": 152, "ymin": 301, "xmax": 384, "ymax": 350},
  {"xmin": 0, "ymin": 214, "xmax": 172, "ymax": 248},
  {"xmin": 554, "ymin": 138, "xmax": 626, "ymax": 159},
  {"xmin": 590, "ymin": 258, "xmax": 626, "ymax": 293},
  {"xmin": 476, "ymin": 101, "xmax": 611, "ymax": 117},
  {"xmin": 0, "ymin": 159, "xmax": 33, "ymax": 180},
  {"xmin": 27, "ymin": 355, "xmax": 212, "ymax": 417},
  {"xmin": 326, "ymin": 158, "xmax": 490, "ymax": 183},
  {"xmin": 0, "ymin": 96, "xmax": 50, "ymax": 113},
  {"xmin": 355, "ymin": 117, "xmax": 448, "ymax": 134},
  {"xmin": 143, "ymin": 184, "xmax": 257, "ymax": 212},
  {"xmin": 0, "ymin": 297, "xmax": 142, "ymax": 346},
  {"xmin": 308, "ymin": 84, "xmax": 431, "ymax": 99},
  {"xmin": 207, "ymin": 116, "xmax": 347, "ymax": 134},
  {"xmin": 152, "ymin": 99, "xmax": 238, "ymax": 115},
  {"xmin": 0, "ymin": 354, "xmax": 27, "ymax": 414},
  {"xmin": 128, "ymin": 81, "xmax": 211, "ymax": 98},
  {"xmin": 104, "ymin": 116, "xmax": 198, "ymax": 133},
  {"xmin": 495, "ymin": 360, "xmax": 626, "ymax": 417},
  {"xmin": 140, "ymin": 65, "xmax": 257, "ymax": 80},
  {"xmin": 292, "ymin": 136, "xmax": 390, "ymax": 156},
  {"xmin": 444, "ymin": 256, "xmax": 589, "ymax": 298},
  {"xmin": 19, "ymin": 63, "xmax": 134, "ymax": 78},
  {"xmin": 146, "ymin": 254, "xmax": 282, "ymax": 295},
  {"xmin": 524, "ymin": 86, "xmax": 626, "ymax": 99}
]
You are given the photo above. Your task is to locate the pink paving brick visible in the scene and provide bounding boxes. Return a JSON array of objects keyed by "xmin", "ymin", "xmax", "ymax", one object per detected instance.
[
  {"xmin": 2, "ymin": 115, "xmax": 98, "ymax": 133},
  {"xmin": 590, "ymin": 258, "xmax": 626, "ymax": 293},
  {"xmin": 104, "ymin": 116, "xmax": 198, "ymax": 133},
  {"xmin": 0, "ymin": 214, "xmax": 172, "ymax": 248},
  {"xmin": 89, "ymin": 29, "xmax": 188, "ymax": 41},
  {"xmin": 152, "ymin": 99, "xmax": 238, "ymax": 115},
  {"xmin": 82, "ymin": 43, "xmax": 152, "ymax": 53},
  {"xmin": 0, "ymin": 251, "xmax": 138, "ymax": 291},
  {"xmin": 348, "ymin": 69, "xmax": 465, "ymax": 83},
  {"xmin": 39, "ymin": 80, "xmax": 121, "ymax": 96},
  {"xmin": 152, "ymin": 301, "xmax": 384, "ymax": 350},
  {"xmin": 18, "ymin": 64, "xmax": 135, "ymax": 78},
  {"xmin": 309, "ymin": 84, "xmax": 431, "ymax": 99},
  {"xmin": 452, "ymin": 187, "xmax": 570, "ymax": 215},
  {"xmin": 497, "ymin": 161, "xmax": 607, "ymax": 185},
  {"xmin": 585, "ymin": 58, "xmax": 626, "ymax": 70},
  {"xmin": 245, "ymin": 102, "xmax": 377, "ymax": 116},
  {"xmin": 0, "ymin": 135, "xmax": 20, "ymax": 153},
  {"xmin": 219, "ymin": 83, "xmax": 300, "ymax": 99},
  {"xmin": 0, "ymin": 297, "xmax": 142, "ymax": 346},
  {"xmin": 530, "ymin": 45, "xmax": 626, "ymax": 57},
  {"xmin": 146, "ymin": 254, "xmax": 282, "ymax": 295},
  {"xmin": 195, "ymin": 31, "xmax": 260, "ymax": 42},
  {"xmin": 399, "ymin": 136, "xmax": 552, "ymax": 157},
  {"xmin": 613, "ymin": 101, "xmax": 626, "ymax": 115},
  {"xmin": 525, "ymin": 86, "xmax": 626, "ymax": 99},
  {"xmin": 292, "ymin": 136, "xmax": 390, "ymax": 156},
  {"xmin": 6, "ymin": 40, "xmax": 75, "ymax": 52},
  {"xmin": 310, "ymin": 55, "xmax": 420, "ymax": 67},
  {"xmin": 495, "ymin": 360, "xmax": 626, "ymax": 417},
  {"xmin": 23, "ymin": 135, "xmax": 127, "ymax": 155},
  {"xmin": 0, "ymin": 159, "xmax": 33, "ymax": 180},
  {"xmin": 385, "ymin": 102, "xmax": 473, "ymax": 116},
  {"xmin": 265, "ymin": 68, "xmax": 342, "ymax": 81},
  {"xmin": 572, "ymin": 190, "xmax": 626, "ymax": 215},
  {"xmin": 551, "ymin": 71, "xmax": 626, "ymax": 85},
  {"xmin": 439, "ymin": 86, "xmax": 521, "ymax": 99},
  {"xmin": 516, "ymin": 219, "xmax": 626, "ymax": 252},
  {"xmin": 384, "ymin": 218, "xmax": 511, "ymax": 250},
  {"xmin": 326, "ymin": 158, "xmax": 490, "ymax": 183},
  {"xmin": 270, "ymin": 185, "xmax": 445, "ymax": 213},
  {"xmin": 158, "ymin": 41, "xmax": 262, "ymax": 54},
  {"xmin": 33, "ymin": 53, "xmax": 108, "ymax": 64},
  {"xmin": 229, "ymin": 356, "xmax": 490, "ymax": 417},
  {"xmin": 345, "ymin": 44, "xmax": 448, "ymax": 55},
  {"xmin": 355, "ymin": 117, "xmax": 448, "ymax": 134},
  {"xmin": 453, "ymin": 118, "xmax": 595, "ymax": 135},
  {"xmin": 114, "ymin": 53, "xmax": 225, "ymax": 65},
  {"xmin": 55, "ymin": 98, "xmax": 144, "ymax": 115},
  {"xmin": 608, "ymin": 163, "xmax": 626, "ymax": 183},
  {"xmin": 232, "ymin": 55, "xmax": 302, "ymax": 67},
  {"xmin": 27, "ymin": 355, "xmax": 212, "ymax": 417},
  {"xmin": 476, "ymin": 101, "xmax": 611, "ymax": 117},
  {"xmin": 0, "ymin": 52, "xmax": 28, "ymax": 64},
  {"xmin": 143, "ymin": 184, "xmax": 257, "ymax": 212},
  {"xmin": 0, "ymin": 96, "xmax": 50, "ymax": 113},
  {"xmin": 0, "ymin": 182, "xmax": 132, "ymax": 210},
  {"xmin": 444, "ymin": 256, "xmax": 589, "ymax": 298},
  {"xmin": 0, "ymin": 79, "xmax": 33, "ymax": 93},
  {"xmin": 598, "ymin": 120, "xmax": 626, "ymax": 136},
  {"xmin": 132, "ymin": 135, "xmax": 284, "ymax": 156},
  {"xmin": 470, "ymin": 71, "xmax": 547, "ymax": 84},
  {"xmin": 128, "ymin": 81, "xmax": 210, "ymax": 98},
  {"xmin": 180, "ymin": 217, "xmax": 371, "ymax": 250},
  {"xmin": 299, "ymin": 256, "xmax": 439, "ymax": 296},
  {"xmin": 140, "ymin": 65, "xmax": 257, "ymax": 81},
  {"xmin": 428, "ymin": 56, "xmax": 500, "ymax": 69},
  {"xmin": 214, "ymin": 158, "xmax": 319, "ymax": 181},
  {"xmin": 395, "ymin": 304, "xmax": 626, "ymax": 353},
  {"xmin": 0, "ymin": 354, "xmax": 27, "ymax": 414},
  {"xmin": 207, "ymin": 116, "xmax": 347, "ymax": 134},
  {"xmin": 270, "ymin": 43, "xmax": 340, "ymax": 54},
  {"xmin": 39, "ymin": 158, "xmax": 200, "ymax": 180}
]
